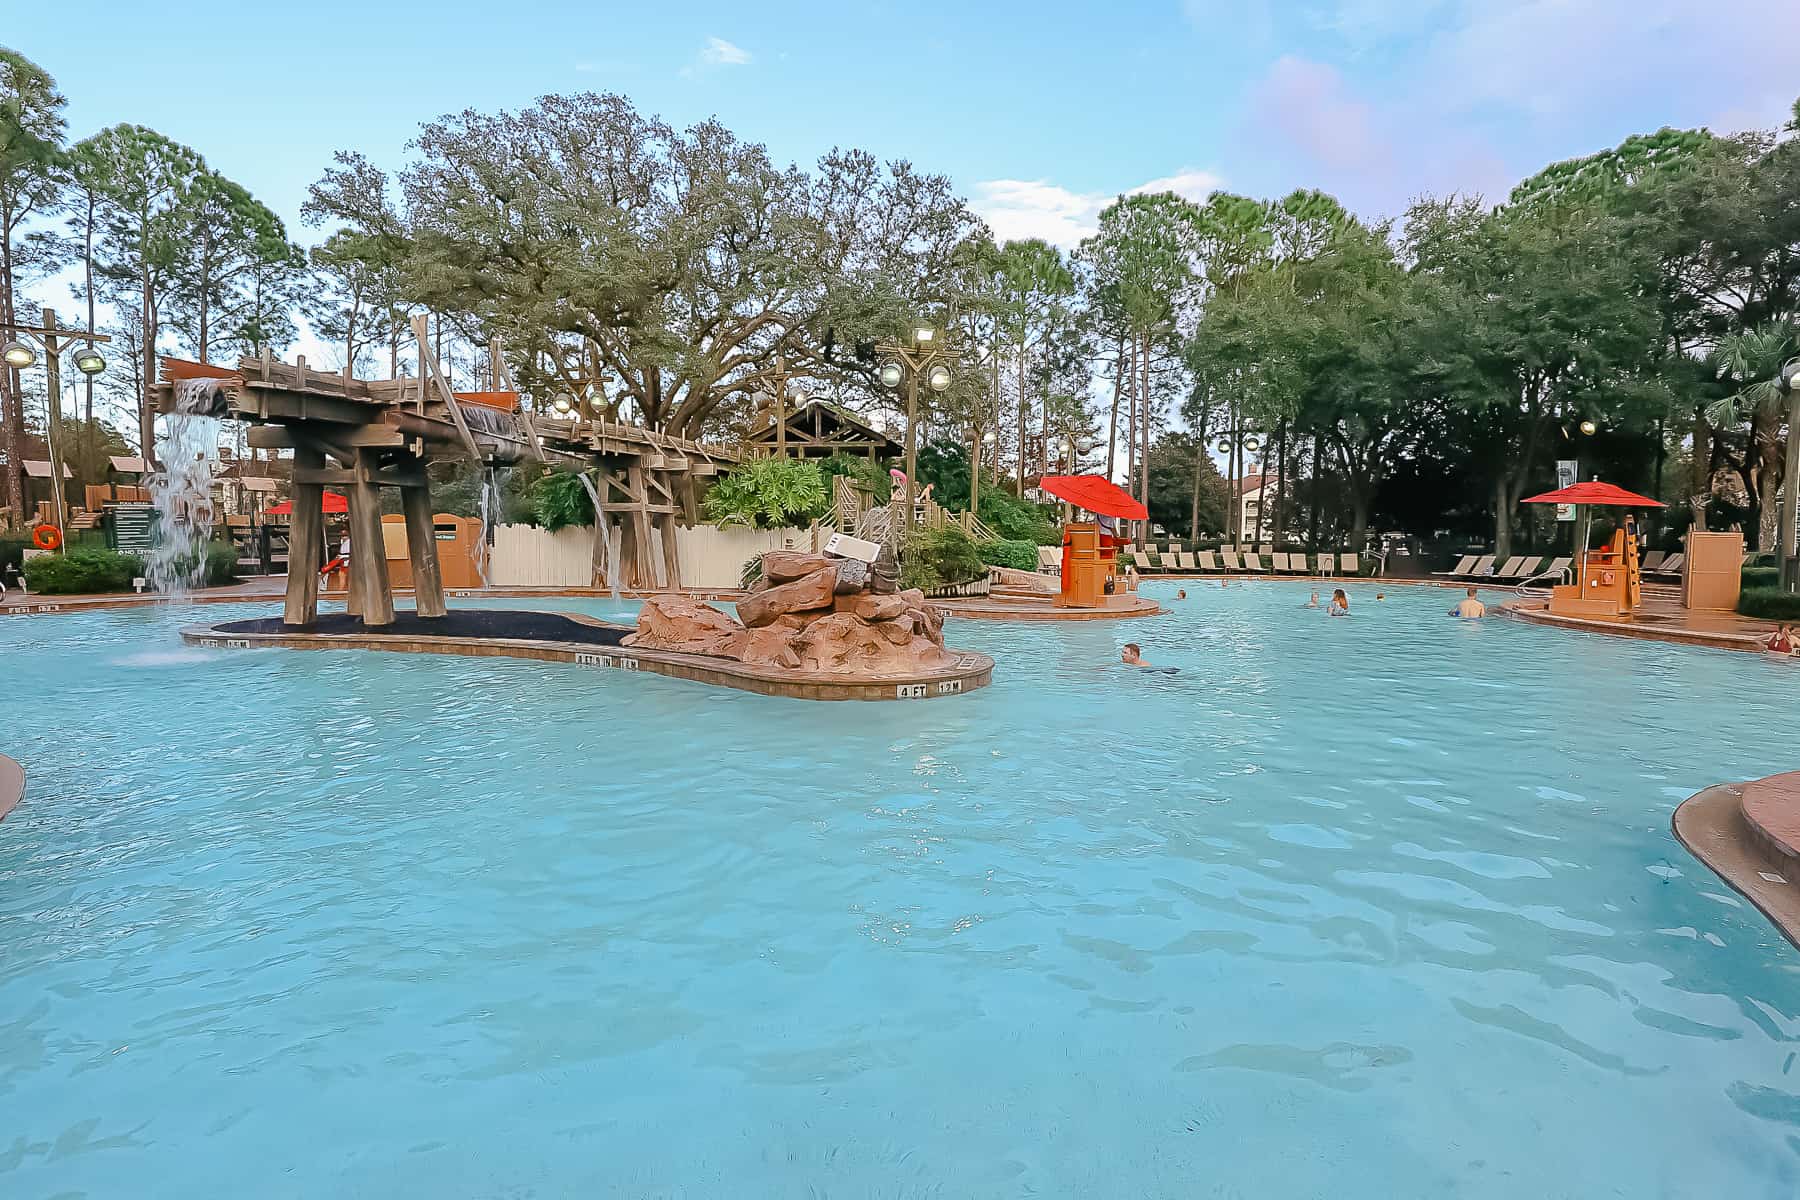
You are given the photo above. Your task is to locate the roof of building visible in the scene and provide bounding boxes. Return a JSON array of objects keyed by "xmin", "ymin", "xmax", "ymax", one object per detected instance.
[
  {"xmin": 745, "ymin": 397, "xmax": 899, "ymax": 454},
  {"xmin": 23, "ymin": 459, "xmax": 71, "ymax": 479},
  {"xmin": 109, "ymin": 455, "xmax": 148, "ymax": 474}
]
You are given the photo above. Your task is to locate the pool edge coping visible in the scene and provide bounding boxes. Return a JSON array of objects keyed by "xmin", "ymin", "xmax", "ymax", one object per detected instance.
[
  {"xmin": 1672, "ymin": 778, "xmax": 1800, "ymax": 952},
  {"xmin": 0, "ymin": 754, "xmax": 21, "ymax": 824},
  {"xmin": 178, "ymin": 618, "xmax": 995, "ymax": 703}
]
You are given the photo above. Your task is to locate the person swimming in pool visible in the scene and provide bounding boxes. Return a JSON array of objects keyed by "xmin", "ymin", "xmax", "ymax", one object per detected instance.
[
  {"xmin": 1328, "ymin": 589, "xmax": 1350, "ymax": 616},
  {"xmin": 1307, "ymin": 590, "xmax": 1320, "ymax": 608},
  {"xmin": 1121, "ymin": 642, "xmax": 1151, "ymax": 667},
  {"xmin": 1177, "ymin": 589, "xmax": 1187, "ymax": 600},
  {"xmin": 1450, "ymin": 587, "xmax": 1486, "ymax": 619}
]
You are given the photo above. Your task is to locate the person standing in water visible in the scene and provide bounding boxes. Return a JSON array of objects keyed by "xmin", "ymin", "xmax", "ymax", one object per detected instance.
[
  {"xmin": 1307, "ymin": 590, "xmax": 1321, "ymax": 607},
  {"xmin": 1328, "ymin": 589, "xmax": 1350, "ymax": 616},
  {"xmin": 1451, "ymin": 587, "xmax": 1486, "ymax": 619}
]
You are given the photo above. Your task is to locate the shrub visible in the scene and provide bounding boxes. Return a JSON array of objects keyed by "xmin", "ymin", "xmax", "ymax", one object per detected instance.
[
  {"xmin": 818, "ymin": 453, "xmax": 892, "ymax": 503},
  {"xmin": 0, "ymin": 534, "xmax": 28, "ymax": 576},
  {"xmin": 202, "ymin": 542, "xmax": 239, "ymax": 587},
  {"xmin": 22, "ymin": 548, "xmax": 146, "ymax": 594},
  {"xmin": 901, "ymin": 525, "xmax": 986, "ymax": 593},
  {"xmin": 977, "ymin": 538, "xmax": 1039, "ymax": 571},
  {"xmin": 976, "ymin": 490, "xmax": 1058, "ymax": 544},
  {"xmin": 1739, "ymin": 587, "xmax": 1800, "ymax": 621},
  {"xmin": 704, "ymin": 458, "xmax": 830, "ymax": 529},
  {"xmin": 532, "ymin": 471, "xmax": 595, "ymax": 532},
  {"xmin": 1741, "ymin": 566, "xmax": 1781, "ymax": 591}
]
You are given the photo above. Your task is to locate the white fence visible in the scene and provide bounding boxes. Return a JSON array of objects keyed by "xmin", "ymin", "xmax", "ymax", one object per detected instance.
[
  {"xmin": 488, "ymin": 524, "xmax": 593, "ymax": 587},
  {"xmin": 488, "ymin": 522, "xmax": 817, "ymax": 590}
]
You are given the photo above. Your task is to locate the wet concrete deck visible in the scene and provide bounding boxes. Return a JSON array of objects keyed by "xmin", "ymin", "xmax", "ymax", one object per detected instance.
[{"xmin": 1502, "ymin": 592, "xmax": 1777, "ymax": 653}]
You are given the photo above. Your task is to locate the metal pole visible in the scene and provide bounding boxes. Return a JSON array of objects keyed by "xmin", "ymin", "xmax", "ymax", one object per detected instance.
[
  {"xmin": 774, "ymin": 354, "xmax": 787, "ymax": 459},
  {"xmin": 903, "ymin": 364, "xmax": 918, "ymax": 530},
  {"xmin": 42, "ymin": 309, "xmax": 69, "ymax": 548}
]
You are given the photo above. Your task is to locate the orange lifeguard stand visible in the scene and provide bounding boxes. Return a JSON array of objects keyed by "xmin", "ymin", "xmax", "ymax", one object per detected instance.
[
  {"xmin": 1550, "ymin": 528, "xmax": 1640, "ymax": 619},
  {"xmin": 1058, "ymin": 523, "xmax": 1123, "ymax": 608},
  {"xmin": 1524, "ymin": 479, "xmax": 1665, "ymax": 622}
]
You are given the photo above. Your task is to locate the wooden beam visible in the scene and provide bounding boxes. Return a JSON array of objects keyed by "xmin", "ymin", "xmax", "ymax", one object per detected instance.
[
  {"xmin": 401, "ymin": 485, "xmax": 447, "ymax": 618},
  {"xmin": 347, "ymin": 450, "xmax": 395, "ymax": 627},
  {"xmin": 294, "ymin": 464, "xmax": 428, "ymax": 489},
  {"xmin": 247, "ymin": 424, "xmax": 404, "ymax": 450},
  {"xmin": 283, "ymin": 445, "xmax": 325, "ymax": 627}
]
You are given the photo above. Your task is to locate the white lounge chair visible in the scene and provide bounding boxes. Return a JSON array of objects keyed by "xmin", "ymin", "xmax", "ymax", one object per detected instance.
[
  {"xmin": 1195, "ymin": 550, "xmax": 1219, "ymax": 573},
  {"xmin": 1500, "ymin": 555, "xmax": 1542, "ymax": 580},
  {"xmin": 1220, "ymin": 550, "xmax": 1242, "ymax": 572},
  {"xmin": 1338, "ymin": 553, "xmax": 1359, "ymax": 576},
  {"xmin": 1434, "ymin": 554, "xmax": 1477, "ymax": 579},
  {"xmin": 1646, "ymin": 552, "xmax": 1684, "ymax": 581},
  {"xmin": 1243, "ymin": 552, "xmax": 1267, "ymax": 572},
  {"xmin": 1460, "ymin": 555, "xmax": 1496, "ymax": 579},
  {"xmin": 1495, "ymin": 555, "xmax": 1527, "ymax": 578},
  {"xmin": 1640, "ymin": 550, "xmax": 1666, "ymax": 572},
  {"xmin": 1176, "ymin": 552, "xmax": 1196, "ymax": 572}
]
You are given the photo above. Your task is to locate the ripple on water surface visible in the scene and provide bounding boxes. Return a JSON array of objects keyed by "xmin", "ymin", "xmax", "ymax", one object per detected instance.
[{"xmin": 1, "ymin": 584, "xmax": 1798, "ymax": 1198}]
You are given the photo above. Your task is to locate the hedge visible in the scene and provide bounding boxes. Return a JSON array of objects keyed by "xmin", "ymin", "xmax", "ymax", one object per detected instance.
[
  {"xmin": 1741, "ymin": 566, "xmax": 1781, "ymax": 591},
  {"xmin": 22, "ymin": 548, "xmax": 145, "ymax": 594},
  {"xmin": 977, "ymin": 538, "xmax": 1039, "ymax": 571},
  {"xmin": 1739, "ymin": 587, "xmax": 1800, "ymax": 621},
  {"xmin": 901, "ymin": 525, "xmax": 987, "ymax": 593},
  {"xmin": 19, "ymin": 542, "xmax": 237, "ymax": 594}
]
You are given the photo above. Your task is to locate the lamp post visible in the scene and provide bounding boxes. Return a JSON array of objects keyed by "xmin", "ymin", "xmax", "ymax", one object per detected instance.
[
  {"xmin": 1214, "ymin": 427, "xmax": 1263, "ymax": 544},
  {"xmin": 2, "ymin": 308, "xmax": 110, "ymax": 549},
  {"xmin": 1778, "ymin": 358, "xmax": 1800, "ymax": 589},
  {"xmin": 875, "ymin": 325, "xmax": 954, "ymax": 530}
]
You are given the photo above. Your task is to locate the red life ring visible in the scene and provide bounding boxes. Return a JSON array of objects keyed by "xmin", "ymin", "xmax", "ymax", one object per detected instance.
[{"xmin": 31, "ymin": 524, "xmax": 62, "ymax": 551}]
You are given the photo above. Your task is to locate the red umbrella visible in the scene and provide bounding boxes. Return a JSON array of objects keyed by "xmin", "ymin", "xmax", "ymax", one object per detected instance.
[
  {"xmin": 1522, "ymin": 480, "xmax": 1665, "ymax": 508},
  {"xmin": 1038, "ymin": 474, "xmax": 1149, "ymax": 521},
  {"xmin": 266, "ymin": 491, "xmax": 348, "ymax": 515}
]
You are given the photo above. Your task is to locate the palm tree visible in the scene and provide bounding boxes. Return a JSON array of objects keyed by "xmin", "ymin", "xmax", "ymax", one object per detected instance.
[{"xmin": 1708, "ymin": 323, "xmax": 1799, "ymax": 579}]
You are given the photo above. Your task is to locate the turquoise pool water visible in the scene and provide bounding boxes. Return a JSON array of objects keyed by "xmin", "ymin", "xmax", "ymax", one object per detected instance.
[{"xmin": 2, "ymin": 581, "xmax": 1798, "ymax": 1197}]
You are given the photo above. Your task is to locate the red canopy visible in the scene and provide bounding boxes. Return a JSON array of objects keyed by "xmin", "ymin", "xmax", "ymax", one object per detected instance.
[
  {"xmin": 1521, "ymin": 481, "xmax": 1665, "ymax": 508},
  {"xmin": 1038, "ymin": 474, "xmax": 1149, "ymax": 521},
  {"xmin": 266, "ymin": 491, "xmax": 348, "ymax": 515}
]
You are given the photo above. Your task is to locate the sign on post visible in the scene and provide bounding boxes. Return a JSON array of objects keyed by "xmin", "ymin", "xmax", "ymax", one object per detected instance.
[
  {"xmin": 1555, "ymin": 460, "xmax": 1578, "ymax": 522},
  {"xmin": 823, "ymin": 532, "xmax": 881, "ymax": 563}
]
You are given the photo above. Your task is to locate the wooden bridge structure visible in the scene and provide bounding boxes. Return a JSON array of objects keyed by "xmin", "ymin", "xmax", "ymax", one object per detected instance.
[{"xmin": 149, "ymin": 322, "xmax": 737, "ymax": 629}]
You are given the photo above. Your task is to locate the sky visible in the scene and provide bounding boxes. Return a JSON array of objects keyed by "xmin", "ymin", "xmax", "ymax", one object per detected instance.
[{"xmin": 11, "ymin": 0, "xmax": 1799, "ymax": 258}]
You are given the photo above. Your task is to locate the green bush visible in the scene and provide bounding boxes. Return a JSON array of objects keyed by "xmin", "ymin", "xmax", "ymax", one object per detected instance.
[
  {"xmin": 818, "ymin": 453, "xmax": 893, "ymax": 503},
  {"xmin": 1742, "ymin": 566, "xmax": 1781, "ymax": 591},
  {"xmin": 22, "ymin": 548, "xmax": 146, "ymax": 594},
  {"xmin": 0, "ymin": 534, "xmax": 27, "ymax": 576},
  {"xmin": 977, "ymin": 538, "xmax": 1039, "ymax": 571},
  {"xmin": 976, "ymin": 490, "xmax": 1058, "ymax": 545},
  {"xmin": 202, "ymin": 542, "xmax": 239, "ymax": 587},
  {"xmin": 532, "ymin": 471, "xmax": 596, "ymax": 532},
  {"xmin": 1739, "ymin": 587, "xmax": 1800, "ymax": 621},
  {"xmin": 901, "ymin": 525, "xmax": 987, "ymax": 593},
  {"xmin": 704, "ymin": 458, "xmax": 831, "ymax": 529}
]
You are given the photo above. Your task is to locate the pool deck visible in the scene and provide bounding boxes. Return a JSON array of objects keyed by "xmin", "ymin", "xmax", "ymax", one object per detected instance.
[
  {"xmin": 1500, "ymin": 592, "xmax": 1776, "ymax": 653},
  {"xmin": 941, "ymin": 592, "xmax": 1162, "ymax": 620},
  {"xmin": 0, "ymin": 754, "xmax": 21, "ymax": 824},
  {"xmin": 1673, "ymin": 772, "xmax": 1800, "ymax": 949},
  {"xmin": 180, "ymin": 611, "xmax": 994, "ymax": 703},
  {"xmin": 0, "ymin": 577, "xmax": 743, "ymax": 616}
]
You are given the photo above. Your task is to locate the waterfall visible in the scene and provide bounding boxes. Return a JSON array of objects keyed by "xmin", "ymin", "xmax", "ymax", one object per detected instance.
[
  {"xmin": 145, "ymin": 378, "xmax": 226, "ymax": 594},
  {"xmin": 573, "ymin": 472, "xmax": 623, "ymax": 600},
  {"xmin": 474, "ymin": 466, "xmax": 508, "ymax": 588},
  {"xmin": 605, "ymin": 521, "xmax": 623, "ymax": 602}
]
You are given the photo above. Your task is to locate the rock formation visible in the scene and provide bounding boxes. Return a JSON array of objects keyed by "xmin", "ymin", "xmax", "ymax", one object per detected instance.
[{"xmin": 623, "ymin": 548, "xmax": 954, "ymax": 677}]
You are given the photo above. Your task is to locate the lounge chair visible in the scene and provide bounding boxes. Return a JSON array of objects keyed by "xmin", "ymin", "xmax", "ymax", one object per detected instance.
[
  {"xmin": 1495, "ymin": 555, "xmax": 1527, "ymax": 579},
  {"xmin": 1640, "ymin": 550, "xmax": 1666, "ymax": 572},
  {"xmin": 1646, "ymin": 552, "xmax": 1684, "ymax": 581},
  {"xmin": 1195, "ymin": 550, "xmax": 1219, "ymax": 573},
  {"xmin": 1269, "ymin": 552, "xmax": 1289, "ymax": 572},
  {"xmin": 1434, "ymin": 554, "xmax": 1478, "ymax": 579},
  {"xmin": 1459, "ymin": 555, "xmax": 1496, "ymax": 579},
  {"xmin": 1176, "ymin": 552, "xmax": 1196, "ymax": 572},
  {"xmin": 1500, "ymin": 555, "xmax": 1542, "ymax": 580},
  {"xmin": 1243, "ymin": 552, "xmax": 1267, "ymax": 572},
  {"xmin": 1521, "ymin": 556, "xmax": 1570, "ymax": 586},
  {"xmin": 1312, "ymin": 553, "xmax": 1335, "ymax": 576},
  {"xmin": 1220, "ymin": 550, "xmax": 1242, "ymax": 572},
  {"xmin": 1338, "ymin": 553, "xmax": 1359, "ymax": 576}
]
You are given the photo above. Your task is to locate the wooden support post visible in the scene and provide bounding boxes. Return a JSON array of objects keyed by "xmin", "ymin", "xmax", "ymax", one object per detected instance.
[
  {"xmin": 401, "ymin": 480, "xmax": 447, "ymax": 619},
  {"xmin": 348, "ymin": 450, "xmax": 394, "ymax": 627},
  {"xmin": 659, "ymin": 511, "xmax": 682, "ymax": 591},
  {"xmin": 626, "ymin": 463, "xmax": 665, "ymax": 589},
  {"xmin": 283, "ymin": 444, "xmax": 325, "ymax": 626}
]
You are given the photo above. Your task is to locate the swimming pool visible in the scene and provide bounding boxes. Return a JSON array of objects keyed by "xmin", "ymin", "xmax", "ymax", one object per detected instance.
[{"xmin": 3, "ymin": 581, "xmax": 1797, "ymax": 1197}]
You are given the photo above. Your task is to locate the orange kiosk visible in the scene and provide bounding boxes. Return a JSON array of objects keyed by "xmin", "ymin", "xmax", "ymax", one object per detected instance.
[
  {"xmin": 1522, "ymin": 480, "xmax": 1664, "ymax": 621},
  {"xmin": 1039, "ymin": 473, "xmax": 1148, "ymax": 611}
]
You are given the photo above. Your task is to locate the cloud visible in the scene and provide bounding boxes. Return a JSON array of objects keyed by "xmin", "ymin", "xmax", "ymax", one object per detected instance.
[
  {"xmin": 970, "ymin": 167, "xmax": 1225, "ymax": 249},
  {"xmin": 1247, "ymin": 56, "xmax": 1390, "ymax": 174},
  {"xmin": 680, "ymin": 36, "xmax": 752, "ymax": 78},
  {"xmin": 700, "ymin": 36, "xmax": 751, "ymax": 66}
]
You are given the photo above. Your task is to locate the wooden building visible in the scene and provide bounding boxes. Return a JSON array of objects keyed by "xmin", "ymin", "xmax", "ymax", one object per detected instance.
[{"xmin": 743, "ymin": 398, "xmax": 898, "ymax": 461}]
